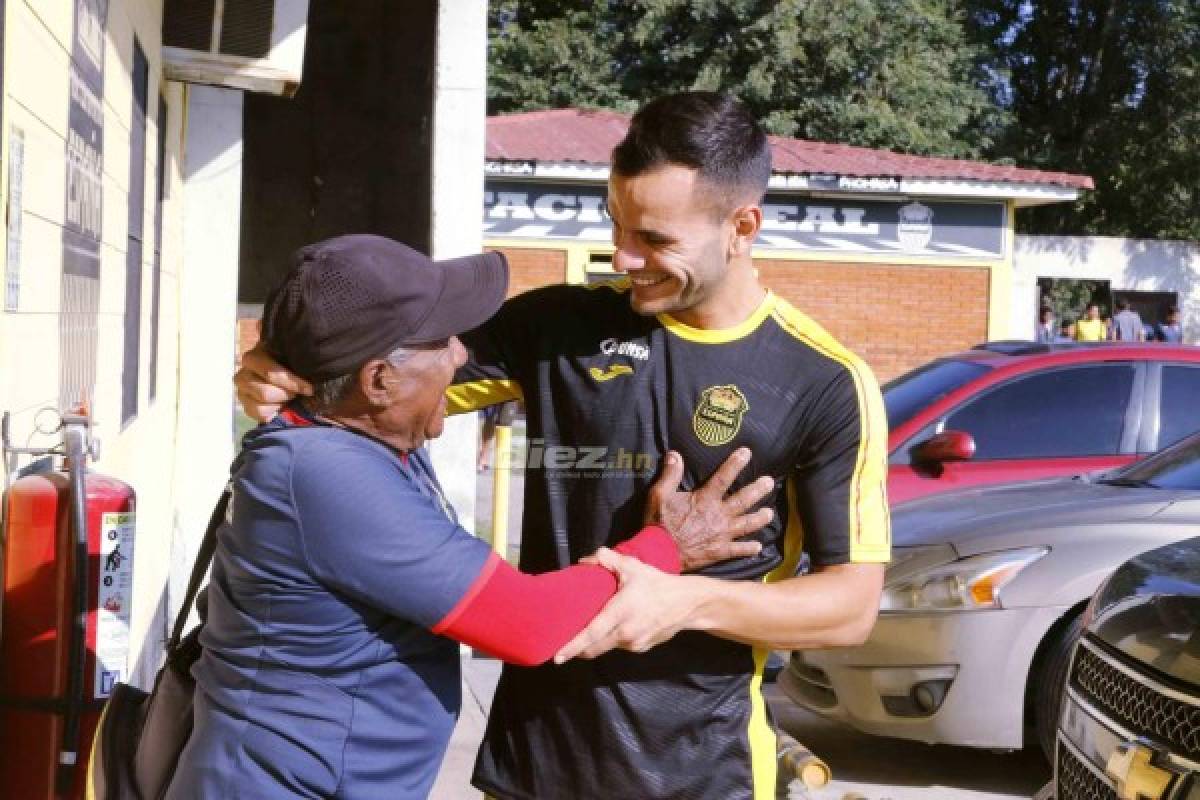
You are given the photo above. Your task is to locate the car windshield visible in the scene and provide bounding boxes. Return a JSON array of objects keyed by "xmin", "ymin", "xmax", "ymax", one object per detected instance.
[
  {"xmin": 882, "ymin": 359, "xmax": 992, "ymax": 432},
  {"xmin": 1102, "ymin": 433, "xmax": 1200, "ymax": 490}
]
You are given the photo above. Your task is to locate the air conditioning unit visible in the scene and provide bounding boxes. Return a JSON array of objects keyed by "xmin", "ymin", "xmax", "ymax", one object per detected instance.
[{"xmin": 162, "ymin": 0, "xmax": 309, "ymax": 97}]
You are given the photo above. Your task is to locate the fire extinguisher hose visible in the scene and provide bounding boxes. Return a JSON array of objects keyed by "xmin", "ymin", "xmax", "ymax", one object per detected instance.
[{"xmin": 55, "ymin": 420, "xmax": 90, "ymax": 796}]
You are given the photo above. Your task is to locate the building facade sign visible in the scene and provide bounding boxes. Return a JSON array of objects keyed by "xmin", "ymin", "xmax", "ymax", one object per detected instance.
[
  {"xmin": 59, "ymin": 0, "xmax": 109, "ymax": 409},
  {"xmin": 483, "ymin": 181, "xmax": 1007, "ymax": 259}
]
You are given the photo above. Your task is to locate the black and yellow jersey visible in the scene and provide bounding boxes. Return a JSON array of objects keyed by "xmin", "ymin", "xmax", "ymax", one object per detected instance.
[{"xmin": 450, "ymin": 281, "xmax": 889, "ymax": 800}]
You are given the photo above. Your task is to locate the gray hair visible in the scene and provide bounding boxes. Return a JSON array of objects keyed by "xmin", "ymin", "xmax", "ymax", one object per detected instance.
[{"xmin": 308, "ymin": 345, "xmax": 416, "ymax": 412}]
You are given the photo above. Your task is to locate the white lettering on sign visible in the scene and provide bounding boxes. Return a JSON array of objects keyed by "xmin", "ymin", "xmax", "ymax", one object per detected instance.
[
  {"xmin": 837, "ymin": 176, "xmax": 900, "ymax": 192},
  {"xmin": 760, "ymin": 204, "xmax": 880, "ymax": 236},
  {"xmin": 76, "ymin": 0, "xmax": 106, "ymax": 72},
  {"xmin": 70, "ymin": 71, "xmax": 104, "ymax": 127},
  {"xmin": 839, "ymin": 208, "xmax": 879, "ymax": 234},
  {"xmin": 797, "ymin": 206, "xmax": 839, "ymax": 232},
  {"xmin": 66, "ymin": 130, "xmax": 103, "ymax": 238},
  {"xmin": 577, "ymin": 195, "xmax": 605, "ymax": 223},
  {"xmin": 489, "ymin": 192, "xmax": 535, "ymax": 220},
  {"xmin": 761, "ymin": 203, "xmax": 799, "ymax": 232},
  {"xmin": 533, "ymin": 194, "xmax": 577, "ymax": 222},
  {"xmin": 95, "ymin": 511, "xmax": 135, "ymax": 698}
]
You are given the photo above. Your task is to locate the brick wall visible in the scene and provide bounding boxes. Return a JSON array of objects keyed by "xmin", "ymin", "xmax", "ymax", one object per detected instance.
[
  {"xmin": 492, "ymin": 247, "xmax": 568, "ymax": 297},
  {"xmin": 757, "ymin": 259, "xmax": 991, "ymax": 382}
]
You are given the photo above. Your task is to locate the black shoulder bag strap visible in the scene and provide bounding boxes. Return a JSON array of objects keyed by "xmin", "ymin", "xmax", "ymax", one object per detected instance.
[{"xmin": 166, "ymin": 485, "xmax": 231, "ymax": 652}]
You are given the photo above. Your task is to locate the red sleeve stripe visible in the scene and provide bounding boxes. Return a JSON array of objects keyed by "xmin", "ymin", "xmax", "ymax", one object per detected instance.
[
  {"xmin": 431, "ymin": 525, "xmax": 679, "ymax": 666},
  {"xmin": 432, "ymin": 553, "xmax": 500, "ymax": 637}
]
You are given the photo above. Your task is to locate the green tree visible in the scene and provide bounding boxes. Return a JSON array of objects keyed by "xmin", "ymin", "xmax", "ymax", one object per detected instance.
[
  {"xmin": 967, "ymin": 0, "xmax": 1200, "ymax": 239},
  {"xmin": 489, "ymin": 0, "xmax": 1002, "ymax": 158}
]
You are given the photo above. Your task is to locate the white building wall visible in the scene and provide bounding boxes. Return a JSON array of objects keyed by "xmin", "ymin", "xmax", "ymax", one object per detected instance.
[
  {"xmin": 0, "ymin": 0, "xmax": 234, "ymax": 688},
  {"xmin": 426, "ymin": 0, "xmax": 489, "ymax": 532},
  {"xmin": 1012, "ymin": 235, "xmax": 1200, "ymax": 343}
]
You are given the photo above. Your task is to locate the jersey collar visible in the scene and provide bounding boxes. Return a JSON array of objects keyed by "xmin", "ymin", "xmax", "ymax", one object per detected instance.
[{"xmin": 656, "ymin": 291, "xmax": 775, "ymax": 344}]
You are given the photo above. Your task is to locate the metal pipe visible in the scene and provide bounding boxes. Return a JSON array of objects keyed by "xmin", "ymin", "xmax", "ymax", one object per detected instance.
[
  {"xmin": 777, "ymin": 729, "xmax": 832, "ymax": 790},
  {"xmin": 489, "ymin": 403, "xmax": 518, "ymax": 562},
  {"xmin": 56, "ymin": 414, "xmax": 90, "ymax": 797}
]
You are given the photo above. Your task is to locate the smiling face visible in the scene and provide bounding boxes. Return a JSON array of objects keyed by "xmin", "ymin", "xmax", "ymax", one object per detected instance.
[{"xmin": 607, "ymin": 166, "xmax": 744, "ymax": 319}]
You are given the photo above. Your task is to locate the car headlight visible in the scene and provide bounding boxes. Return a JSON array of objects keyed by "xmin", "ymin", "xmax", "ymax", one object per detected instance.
[{"xmin": 880, "ymin": 547, "xmax": 1049, "ymax": 613}]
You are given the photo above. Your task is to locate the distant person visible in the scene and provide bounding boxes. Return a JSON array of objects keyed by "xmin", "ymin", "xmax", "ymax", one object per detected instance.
[
  {"xmin": 1157, "ymin": 307, "xmax": 1184, "ymax": 343},
  {"xmin": 477, "ymin": 404, "xmax": 500, "ymax": 471},
  {"xmin": 1074, "ymin": 304, "xmax": 1107, "ymax": 342},
  {"xmin": 1056, "ymin": 320, "xmax": 1076, "ymax": 343},
  {"xmin": 1110, "ymin": 299, "xmax": 1145, "ymax": 341},
  {"xmin": 1036, "ymin": 307, "xmax": 1056, "ymax": 343}
]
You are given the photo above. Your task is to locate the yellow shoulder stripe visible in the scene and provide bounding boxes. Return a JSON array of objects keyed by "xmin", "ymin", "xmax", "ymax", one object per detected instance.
[
  {"xmin": 770, "ymin": 302, "xmax": 891, "ymax": 563},
  {"xmin": 657, "ymin": 291, "xmax": 776, "ymax": 344},
  {"xmin": 445, "ymin": 379, "xmax": 524, "ymax": 415}
]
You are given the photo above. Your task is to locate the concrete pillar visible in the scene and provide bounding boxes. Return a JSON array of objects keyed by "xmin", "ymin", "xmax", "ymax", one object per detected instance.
[
  {"xmin": 425, "ymin": 0, "xmax": 489, "ymax": 534},
  {"xmin": 168, "ymin": 85, "xmax": 243, "ymax": 622}
]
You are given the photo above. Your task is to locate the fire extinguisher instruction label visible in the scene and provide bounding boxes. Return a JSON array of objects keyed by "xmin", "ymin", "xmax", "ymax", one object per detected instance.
[{"xmin": 96, "ymin": 511, "xmax": 135, "ymax": 698}]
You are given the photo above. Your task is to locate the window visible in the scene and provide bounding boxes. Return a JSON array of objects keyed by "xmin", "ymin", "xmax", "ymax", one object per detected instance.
[
  {"xmin": 1157, "ymin": 366, "xmax": 1200, "ymax": 451},
  {"xmin": 584, "ymin": 251, "xmax": 616, "ymax": 284},
  {"xmin": 944, "ymin": 365, "xmax": 1135, "ymax": 459},
  {"xmin": 149, "ymin": 94, "xmax": 168, "ymax": 401},
  {"xmin": 883, "ymin": 359, "xmax": 991, "ymax": 432},
  {"xmin": 121, "ymin": 41, "xmax": 149, "ymax": 425},
  {"xmin": 1113, "ymin": 433, "xmax": 1200, "ymax": 491}
]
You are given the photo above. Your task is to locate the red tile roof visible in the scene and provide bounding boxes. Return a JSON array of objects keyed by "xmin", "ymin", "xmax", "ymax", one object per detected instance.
[{"xmin": 486, "ymin": 108, "xmax": 1094, "ymax": 190}]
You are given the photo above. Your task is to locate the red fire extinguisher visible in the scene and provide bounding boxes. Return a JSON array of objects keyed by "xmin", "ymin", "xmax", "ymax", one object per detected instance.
[{"xmin": 1, "ymin": 411, "xmax": 136, "ymax": 799}]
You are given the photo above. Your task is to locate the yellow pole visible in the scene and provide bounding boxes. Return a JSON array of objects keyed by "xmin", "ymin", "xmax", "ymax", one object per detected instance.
[{"xmin": 489, "ymin": 403, "xmax": 517, "ymax": 562}]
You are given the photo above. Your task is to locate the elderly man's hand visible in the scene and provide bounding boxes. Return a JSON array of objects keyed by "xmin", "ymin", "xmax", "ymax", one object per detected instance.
[
  {"xmin": 235, "ymin": 344, "xmax": 312, "ymax": 422},
  {"xmin": 646, "ymin": 448, "xmax": 774, "ymax": 572},
  {"xmin": 554, "ymin": 548, "xmax": 699, "ymax": 662}
]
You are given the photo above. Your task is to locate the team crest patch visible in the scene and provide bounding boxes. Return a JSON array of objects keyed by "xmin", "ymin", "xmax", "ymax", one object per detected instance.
[{"xmin": 692, "ymin": 385, "xmax": 749, "ymax": 446}]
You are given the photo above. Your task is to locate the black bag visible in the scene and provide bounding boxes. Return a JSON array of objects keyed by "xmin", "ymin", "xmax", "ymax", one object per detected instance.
[{"xmin": 88, "ymin": 488, "xmax": 230, "ymax": 800}]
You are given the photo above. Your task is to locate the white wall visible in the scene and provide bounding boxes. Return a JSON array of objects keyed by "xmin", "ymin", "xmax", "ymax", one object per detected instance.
[
  {"xmin": 1013, "ymin": 235, "xmax": 1200, "ymax": 342},
  {"xmin": 162, "ymin": 85, "xmax": 243, "ymax": 653},
  {"xmin": 425, "ymin": 0, "xmax": 489, "ymax": 532},
  {"xmin": 1, "ymin": 0, "xmax": 193, "ymax": 686}
]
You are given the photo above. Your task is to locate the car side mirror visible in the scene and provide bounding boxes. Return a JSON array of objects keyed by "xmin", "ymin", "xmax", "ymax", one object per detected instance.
[{"xmin": 911, "ymin": 430, "xmax": 976, "ymax": 465}]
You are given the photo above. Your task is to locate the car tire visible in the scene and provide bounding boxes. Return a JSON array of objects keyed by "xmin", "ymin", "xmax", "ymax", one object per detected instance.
[{"xmin": 1035, "ymin": 611, "xmax": 1084, "ymax": 761}]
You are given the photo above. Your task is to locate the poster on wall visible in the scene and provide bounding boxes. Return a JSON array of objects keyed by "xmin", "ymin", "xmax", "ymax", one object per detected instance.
[
  {"xmin": 59, "ymin": 0, "xmax": 109, "ymax": 410},
  {"xmin": 94, "ymin": 511, "xmax": 136, "ymax": 698},
  {"xmin": 483, "ymin": 181, "xmax": 1008, "ymax": 260}
]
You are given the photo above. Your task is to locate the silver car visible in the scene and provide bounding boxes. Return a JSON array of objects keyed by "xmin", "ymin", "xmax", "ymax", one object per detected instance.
[{"xmin": 780, "ymin": 432, "xmax": 1200, "ymax": 758}]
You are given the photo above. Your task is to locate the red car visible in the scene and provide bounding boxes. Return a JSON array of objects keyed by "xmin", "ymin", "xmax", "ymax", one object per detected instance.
[{"xmin": 884, "ymin": 342, "xmax": 1200, "ymax": 504}]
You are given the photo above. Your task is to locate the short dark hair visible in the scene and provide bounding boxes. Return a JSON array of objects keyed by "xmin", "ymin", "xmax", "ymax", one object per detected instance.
[
  {"xmin": 611, "ymin": 92, "xmax": 772, "ymax": 213},
  {"xmin": 1117, "ymin": 298, "xmax": 1131, "ymax": 311}
]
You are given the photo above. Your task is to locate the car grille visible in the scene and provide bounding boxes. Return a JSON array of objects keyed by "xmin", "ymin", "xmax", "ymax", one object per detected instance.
[
  {"xmin": 1057, "ymin": 745, "xmax": 1117, "ymax": 800},
  {"xmin": 1071, "ymin": 640, "xmax": 1200, "ymax": 761},
  {"xmin": 1056, "ymin": 743, "xmax": 1118, "ymax": 800}
]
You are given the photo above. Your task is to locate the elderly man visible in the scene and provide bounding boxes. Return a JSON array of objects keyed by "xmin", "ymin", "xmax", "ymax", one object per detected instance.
[{"xmin": 175, "ymin": 235, "xmax": 772, "ymax": 799}]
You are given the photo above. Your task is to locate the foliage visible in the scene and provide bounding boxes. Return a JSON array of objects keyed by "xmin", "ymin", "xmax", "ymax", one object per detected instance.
[
  {"xmin": 966, "ymin": 0, "xmax": 1200, "ymax": 239},
  {"xmin": 489, "ymin": 0, "xmax": 1002, "ymax": 157},
  {"xmin": 488, "ymin": 0, "xmax": 1200, "ymax": 238}
]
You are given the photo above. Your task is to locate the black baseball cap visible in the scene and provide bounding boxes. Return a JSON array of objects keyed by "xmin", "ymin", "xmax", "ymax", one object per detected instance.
[{"xmin": 261, "ymin": 234, "xmax": 508, "ymax": 381}]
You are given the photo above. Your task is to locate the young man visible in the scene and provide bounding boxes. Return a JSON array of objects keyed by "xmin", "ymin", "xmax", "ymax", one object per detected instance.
[
  {"xmin": 1110, "ymin": 298, "xmax": 1145, "ymax": 341},
  {"xmin": 238, "ymin": 92, "xmax": 890, "ymax": 800},
  {"xmin": 1036, "ymin": 307, "xmax": 1056, "ymax": 343},
  {"xmin": 1075, "ymin": 303, "xmax": 1108, "ymax": 341},
  {"xmin": 1157, "ymin": 306, "xmax": 1183, "ymax": 343}
]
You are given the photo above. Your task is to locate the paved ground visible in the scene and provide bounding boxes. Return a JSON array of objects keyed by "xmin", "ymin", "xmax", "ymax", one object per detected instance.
[
  {"xmin": 430, "ymin": 655, "xmax": 1050, "ymax": 800},
  {"xmin": 434, "ymin": 422, "xmax": 1051, "ymax": 799}
]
